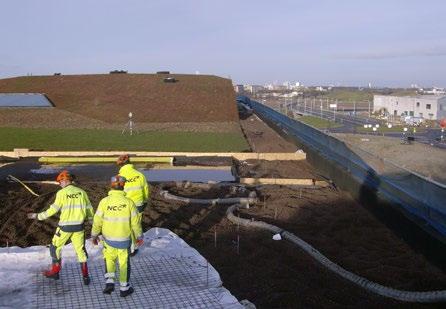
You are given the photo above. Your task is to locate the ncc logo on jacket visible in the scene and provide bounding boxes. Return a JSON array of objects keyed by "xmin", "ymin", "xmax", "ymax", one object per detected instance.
[
  {"xmin": 107, "ymin": 204, "xmax": 127, "ymax": 211},
  {"xmin": 66, "ymin": 192, "xmax": 82, "ymax": 199},
  {"xmin": 126, "ymin": 176, "xmax": 140, "ymax": 183}
]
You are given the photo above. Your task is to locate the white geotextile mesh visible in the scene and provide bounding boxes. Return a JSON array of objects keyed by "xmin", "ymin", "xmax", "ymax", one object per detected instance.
[{"xmin": 1, "ymin": 228, "xmax": 243, "ymax": 309}]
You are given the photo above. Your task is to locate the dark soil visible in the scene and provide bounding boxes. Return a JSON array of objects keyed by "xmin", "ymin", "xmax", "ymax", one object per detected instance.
[
  {"xmin": 236, "ymin": 159, "xmax": 323, "ymax": 180},
  {"xmin": 1, "ymin": 115, "xmax": 446, "ymax": 308},
  {"xmin": 239, "ymin": 114, "xmax": 297, "ymax": 153},
  {"xmin": 2, "ymin": 180, "xmax": 446, "ymax": 308}
]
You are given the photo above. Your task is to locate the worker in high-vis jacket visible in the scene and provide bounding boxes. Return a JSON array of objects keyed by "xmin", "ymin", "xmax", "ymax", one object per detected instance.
[
  {"xmin": 91, "ymin": 175, "xmax": 143, "ymax": 297},
  {"xmin": 116, "ymin": 154, "xmax": 149, "ymax": 255},
  {"xmin": 27, "ymin": 170, "xmax": 94, "ymax": 285}
]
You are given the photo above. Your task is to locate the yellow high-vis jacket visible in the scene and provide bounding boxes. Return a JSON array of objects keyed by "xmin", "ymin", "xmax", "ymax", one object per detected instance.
[
  {"xmin": 92, "ymin": 190, "xmax": 142, "ymax": 249},
  {"xmin": 119, "ymin": 163, "xmax": 149, "ymax": 212},
  {"xmin": 38, "ymin": 184, "xmax": 93, "ymax": 232}
]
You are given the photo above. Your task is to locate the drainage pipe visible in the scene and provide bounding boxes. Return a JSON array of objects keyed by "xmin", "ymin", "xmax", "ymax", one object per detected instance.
[
  {"xmin": 227, "ymin": 204, "xmax": 446, "ymax": 303},
  {"xmin": 38, "ymin": 156, "xmax": 173, "ymax": 164},
  {"xmin": 239, "ymin": 178, "xmax": 330, "ymax": 187},
  {"xmin": 159, "ymin": 190, "xmax": 258, "ymax": 205}
]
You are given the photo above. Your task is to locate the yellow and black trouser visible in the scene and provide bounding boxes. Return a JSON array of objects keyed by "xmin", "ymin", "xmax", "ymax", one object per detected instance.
[
  {"xmin": 103, "ymin": 242, "xmax": 131, "ymax": 290},
  {"xmin": 50, "ymin": 227, "xmax": 87, "ymax": 263},
  {"xmin": 130, "ymin": 202, "xmax": 147, "ymax": 251}
]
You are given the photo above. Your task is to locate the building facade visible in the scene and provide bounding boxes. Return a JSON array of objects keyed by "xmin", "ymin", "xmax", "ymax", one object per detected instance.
[
  {"xmin": 234, "ymin": 85, "xmax": 244, "ymax": 93},
  {"xmin": 244, "ymin": 85, "xmax": 264, "ymax": 93},
  {"xmin": 373, "ymin": 95, "xmax": 446, "ymax": 120}
]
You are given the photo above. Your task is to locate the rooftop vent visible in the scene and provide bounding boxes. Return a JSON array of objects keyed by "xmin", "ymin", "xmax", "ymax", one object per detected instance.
[
  {"xmin": 109, "ymin": 70, "xmax": 128, "ymax": 74},
  {"xmin": 163, "ymin": 77, "xmax": 177, "ymax": 83}
]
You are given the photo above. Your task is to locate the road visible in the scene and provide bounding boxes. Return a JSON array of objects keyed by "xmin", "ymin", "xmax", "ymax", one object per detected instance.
[{"xmin": 281, "ymin": 102, "xmax": 446, "ymax": 150}]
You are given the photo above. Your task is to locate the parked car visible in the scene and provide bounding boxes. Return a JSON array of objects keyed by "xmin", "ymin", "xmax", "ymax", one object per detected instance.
[{"xmin": 402, "ymin": 116, "xmax": 424, "ymax": 126}]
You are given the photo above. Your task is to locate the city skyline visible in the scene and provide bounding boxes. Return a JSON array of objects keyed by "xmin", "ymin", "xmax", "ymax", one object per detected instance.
[{"xmin": 1, "ymin": 0, "xmax": 445, "ymax": 87}]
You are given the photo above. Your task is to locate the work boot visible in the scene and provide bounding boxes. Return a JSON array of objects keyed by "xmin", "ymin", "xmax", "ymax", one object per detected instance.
[
  {"xmin": 120, "ymin": 286, "xmax": 134, "ymax": 298},
  {"xmin": 80, "ymin": 262, "xmax": 90, "ymax": 285},
  {"xmin": 103, "ymin": 283, "xmax": 115, "ymax": 294},
  {"xmin": 129, "ymin": 249, "xmax": 139, "ymax": 257},
  {"xmin": 43, "ymin": 263, "xmax": 61, "ymax": 280}
]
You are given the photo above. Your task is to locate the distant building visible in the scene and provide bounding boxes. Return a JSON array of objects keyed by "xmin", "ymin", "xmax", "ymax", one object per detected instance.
[
  {"xmin": 422, "ymin": 87, "xmax": 446, "ymax": 95},
  {"xmin": 315, "ymin": 86, "xmax": 327, "ymax": 92},
  {"xmin": 281, "ymin": 91, "xmax": 300, "ymax": 98},
  {"xmin": 244, "ymin": 84, "xmax": 264, "ymax": 94},
  {"xmin": 265, "ymin": 84, "xmax": 287, "ymax": 91},
  {"xmin": 373, "ymin": 95, "xmax": 446, "ymax": 120},
  {"xmin": 234, "ymin": 85, "xmax": 244, "ymax": 93}
]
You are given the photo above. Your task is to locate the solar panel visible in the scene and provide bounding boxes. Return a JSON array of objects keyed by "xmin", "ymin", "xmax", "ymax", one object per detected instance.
[{"xmin": 0, "ymin": 93, "xmax": 53, "ymax": 107}]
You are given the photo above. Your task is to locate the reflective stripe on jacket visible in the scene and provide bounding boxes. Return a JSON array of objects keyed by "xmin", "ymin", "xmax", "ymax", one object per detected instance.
[
  {"xmin": 38, "ymin": 184, "xmax": 93, "ymax": 232},
  {"xmin": 119, "ymin": 164, "xmax": 149, "ymax": 208},
  {"xmin": 91, "ymin": 190, "xmax": 142, "ymax": 249}
]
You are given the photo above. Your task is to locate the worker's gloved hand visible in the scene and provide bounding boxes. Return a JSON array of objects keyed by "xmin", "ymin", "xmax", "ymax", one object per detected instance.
[
  {"xmin": 27, "ymin": 213, "xmax": 37, "ymax": 219},
  {"xmin": 136, "ymin": 237, "xmax": 144, "ymax": 247},
  {"xmin": 91, "ymin": 236, "xmax": 99, "ymax": 246},
  {"xmin": 137, "ymin": 202, "xmax": 148, "ymax": 213}
]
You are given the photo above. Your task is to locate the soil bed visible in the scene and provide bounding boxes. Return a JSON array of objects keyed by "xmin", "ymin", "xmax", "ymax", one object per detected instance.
[
  {"xmin": 236, "ymin": 159, "xmax": 323, "ymax": 180},
  {"xmin": 1, "ymin": 114, "xmax": 446, "ymax": 307},
  {"xmin": 2, "ymin": 180, "xmax": 446, "ymax": 307}
]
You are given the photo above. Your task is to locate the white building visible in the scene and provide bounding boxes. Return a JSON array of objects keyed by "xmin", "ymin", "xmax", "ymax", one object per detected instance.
[
  {"xmin": 234, "ymin": 85, "xmax": 244, "ymax": 93},
  {"xmin": 281, "ymin": 91, "xmax": 300, "ymax": 98},
  {"xmin": 244, "ymin": 84, "xmax": 264, "ymax": 94},
  {"xmin": 423, "ymin": 87, "xmax": 446, "ymax": 95},
  {"xmin": 373, "ymin": 95, "xmax": 446, "ymax": 120},
  {"xmin": 315, "ymin": 86, "xmax": 327, "ymax": 92},
  {"xmin": 265, "ymin": 84, "xmax": 287, "ymax": 91}
]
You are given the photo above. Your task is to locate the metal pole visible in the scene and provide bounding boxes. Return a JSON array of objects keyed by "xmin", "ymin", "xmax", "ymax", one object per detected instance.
[
  {"xmin": 214, "ymin": 226, "xmax": 217, "ymax": 248},
  {"xmin": 368, "ymin": 100, "xmax": 371, "ymax": 117},
  {"xmin": 236, "ymin": 234, "xmax": 240, "ymax": 255},
  {"xmin": 320, "ymin": 99, "xmax": 323, "ymax": 119},
  {"xmin": 334, "ymin": 99, "xmax": 337, "ymax": 122}
]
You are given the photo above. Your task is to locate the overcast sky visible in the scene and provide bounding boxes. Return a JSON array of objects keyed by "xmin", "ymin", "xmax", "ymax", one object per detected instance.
[{"xmin": 1, "ymin": 0, "xmax": 445, "ymax": 87}]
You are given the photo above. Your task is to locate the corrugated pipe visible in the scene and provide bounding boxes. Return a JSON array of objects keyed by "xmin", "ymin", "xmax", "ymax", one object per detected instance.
[
  {"xmin": 159, "ymin": 190, "xmax": 258, "ymax": 205},
  {"xmin": 227, "ymin": 204, "xmax": 446, "ymax": 303}
]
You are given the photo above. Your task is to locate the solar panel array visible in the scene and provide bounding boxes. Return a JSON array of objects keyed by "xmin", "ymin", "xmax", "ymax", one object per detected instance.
[{"xmin": 0, "ymin": 93, "xmax": 53, "ymax": 107}]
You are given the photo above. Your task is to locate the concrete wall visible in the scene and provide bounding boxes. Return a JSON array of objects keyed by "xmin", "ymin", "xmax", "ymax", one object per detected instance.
[
  {"xmin": 374, "ymin": 95, "xmax": 444, "ymax": 120},
  {"xmin": 0, "ymin": 149, "xmax": 306, "ymax": 161},
  {"xmin": 438, "ymin": 97, "xmax": 446, "ymax": 120}
]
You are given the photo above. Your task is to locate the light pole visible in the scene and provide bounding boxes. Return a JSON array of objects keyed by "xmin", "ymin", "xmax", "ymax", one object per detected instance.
[{"xmin": 402, "ymin": 127, "xmax": 408, "ymax": 144}]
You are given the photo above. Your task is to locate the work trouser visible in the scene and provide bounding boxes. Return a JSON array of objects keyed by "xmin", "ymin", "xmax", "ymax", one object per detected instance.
[
  {"xmin": 103, "ymin": 242, "xmax": 131, "ymax": 290},
  {"xmin": 130, "ymin": 202, "xmax": 147, "ymax": 252},
  {"xmin": 50, "ymin": 227, "xmax": 87, "ymax": 263}
]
